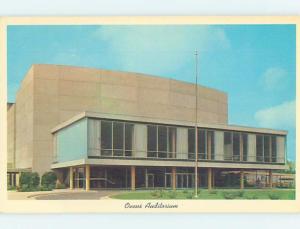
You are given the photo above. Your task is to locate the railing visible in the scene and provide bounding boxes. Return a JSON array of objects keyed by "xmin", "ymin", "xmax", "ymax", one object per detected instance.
[{"xmin": 85, "ymin": 148, "xmax": 285, "ymax": 164}]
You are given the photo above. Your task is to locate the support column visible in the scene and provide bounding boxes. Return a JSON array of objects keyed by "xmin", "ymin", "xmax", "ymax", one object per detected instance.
[
  {"xmin": 269, "ymin": 170, "xmax": 273, "ymax": 188},
  {"xmin": 172, "ymin": 167, "xmax": 176, "ymax": 190},
  {"xmin": 240, "ymin": 170, "xmax": 244, "ymax": 189},
  {"xmin": 131, "ymin": 166, "xmax": 136, "ymax": 191},
  {"xmin": 208, "ymin": 168, "xmax": 212, "ymax": 190},
  {"xmin": 85, "ymin": 165, "xmax": 90, "ymax": 191},
  {"xmin": 69, "ymin": 167, "xmax": 74, "ymax": 190}
]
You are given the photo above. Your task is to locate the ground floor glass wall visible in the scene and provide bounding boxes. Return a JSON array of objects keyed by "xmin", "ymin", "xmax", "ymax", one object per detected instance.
[{"xmin": 61, "ymin": 166, "xmax": 293, "ymax": 190}]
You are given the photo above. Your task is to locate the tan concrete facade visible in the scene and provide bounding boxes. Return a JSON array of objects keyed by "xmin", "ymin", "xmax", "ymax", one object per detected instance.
[
  {"xmin": 15, "ymin": 67, "xmax": 34, "ymax": 171},
  {"xmin": 8, "ymin": 64, "xmax": 228, "ymax": 175},
  {"xmin": 7, "ymin": 103, "xmax": 16, "ymax": 169}
]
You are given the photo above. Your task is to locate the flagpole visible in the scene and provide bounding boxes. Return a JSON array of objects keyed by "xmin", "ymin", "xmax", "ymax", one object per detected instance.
[{"xmin": 194, "ymin": 50, "xmax": 199, "ymax": 198}]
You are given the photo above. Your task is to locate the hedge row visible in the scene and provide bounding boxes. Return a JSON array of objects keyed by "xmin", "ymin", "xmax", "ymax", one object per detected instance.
[{"xmin": 18, "ymin": 171, "xmax": 59, "ymax": 192}]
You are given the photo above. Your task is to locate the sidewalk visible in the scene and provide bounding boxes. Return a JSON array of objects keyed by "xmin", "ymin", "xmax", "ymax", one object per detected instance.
[{"xmin": 7, "ymin": 189, "xmax": 121, "ymax": 200}]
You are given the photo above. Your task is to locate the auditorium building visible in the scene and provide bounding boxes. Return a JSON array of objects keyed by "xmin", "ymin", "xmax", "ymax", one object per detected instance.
[{"xmin": 7, "ymin": 64, "xmax": 287, "ymax": 190}]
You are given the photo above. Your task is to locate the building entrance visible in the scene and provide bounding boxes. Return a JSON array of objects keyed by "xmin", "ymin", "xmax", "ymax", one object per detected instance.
[{"xmin": 73, "ymin": 167, "xmax": 86, "ymax": 189}]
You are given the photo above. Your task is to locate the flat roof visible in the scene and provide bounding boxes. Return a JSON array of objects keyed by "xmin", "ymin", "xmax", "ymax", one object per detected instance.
[{"xmin": 51, "ymin": 111, "xmax": 288, "ymax": 136}]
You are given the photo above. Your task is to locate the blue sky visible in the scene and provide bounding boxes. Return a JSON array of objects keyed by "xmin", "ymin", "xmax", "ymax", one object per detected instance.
[{"xmin": 7, "ymin": 25, "xmax": 296, "ymax": 161}]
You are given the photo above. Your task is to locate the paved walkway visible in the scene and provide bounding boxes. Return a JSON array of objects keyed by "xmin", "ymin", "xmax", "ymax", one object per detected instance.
[{"xmin": 8, "ymin": 189, "xmax": 121, "ymax": 200}]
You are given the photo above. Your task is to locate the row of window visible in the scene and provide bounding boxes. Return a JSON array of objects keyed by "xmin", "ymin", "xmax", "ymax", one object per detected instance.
[{"xmin": 88, "ymin": 119, "xmax": 281, "ymax": 163}]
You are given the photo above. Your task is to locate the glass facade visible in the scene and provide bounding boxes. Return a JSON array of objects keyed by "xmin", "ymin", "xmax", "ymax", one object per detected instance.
[{"xmin": 54, "ymin": 117, "xmax": 285, "ymax": 164}]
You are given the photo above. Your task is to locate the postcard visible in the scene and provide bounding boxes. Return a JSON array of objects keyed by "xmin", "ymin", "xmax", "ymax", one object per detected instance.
[{"xmin": 0, "ymin": 16, "xmax": 299, "ymax": 213}]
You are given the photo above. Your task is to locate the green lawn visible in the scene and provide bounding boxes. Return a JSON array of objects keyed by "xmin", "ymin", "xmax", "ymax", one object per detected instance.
[{"xmin": 111, "ymin": 189, "xmax": 295, "ymax": 200}]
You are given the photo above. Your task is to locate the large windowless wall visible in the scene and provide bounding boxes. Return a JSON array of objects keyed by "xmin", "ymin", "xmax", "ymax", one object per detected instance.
[
  {"xmin": 54, "ymin": 118, "xmax": 87, "ymax": 163},
  {"xmin": 54, "ymin": 117, "xmax": 286, "ymax": 164}
]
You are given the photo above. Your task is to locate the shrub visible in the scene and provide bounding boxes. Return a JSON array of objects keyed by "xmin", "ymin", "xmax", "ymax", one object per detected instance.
[
  {"xmin": 245, "ymin": 194, "xmax": 258, "ymax": 200},
  {"xmin": 151, "ymin": 190, "xmax": 163, "ymax": 199},
  {"xmin": 222, "ymin": 192, "xmax": 236, "ymax": 199},
  {"xmin": 19, "ymin": 172, "xmax": 40, "ymax": 192},
  {"xmin": 151, "ymin": 191, "xmax": 158, "ymax": 197},
  {"xmin": 268, "ymin": 192, "xmax": 280, "ymax": 200},
  {"xmin": 41, "ymin": 171, "xmax": 57, "ymax": 190},
  {"xmin": 236, "ymin": 190, "xmax": 245, "ymax": 197},
  {"xmin": 182, "ymin": 189, "xmax": 188, "ymax": 194}
]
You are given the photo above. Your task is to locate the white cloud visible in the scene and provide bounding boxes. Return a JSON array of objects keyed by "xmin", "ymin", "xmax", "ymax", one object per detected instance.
[
  {"xmin": 254, "ymin": 100, "xmax": 295, "ymax": 129},
  {"xmin": 92, "ymin": 26, "xmax": 230, "ymax": 75},
  {"xmin": 261, "ymin": 67, "xmax": 287, "ymax": 90}
]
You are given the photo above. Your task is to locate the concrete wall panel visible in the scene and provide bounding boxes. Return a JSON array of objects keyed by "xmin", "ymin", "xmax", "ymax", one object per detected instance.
[
  {"xmin": 7, "ymin": 104, "xmax": 16, "ymax": 169},
  {"xmin": 214, "ymin": 131, "xmax": 224, "ymax": 160},
  {"xmin": 277, "ymin": 136, "xmax": 285, "ymax": 163},
  {"xmin": 248, "ymin": 134, "xmax": 256, "ymax": 162},
  {"xmin": 133, "ymin": 124, "xmax": 147, "ymax": 158},
  {"xmin": 176, "ymin": 127, "xmax": 188, "ymax": 159}
]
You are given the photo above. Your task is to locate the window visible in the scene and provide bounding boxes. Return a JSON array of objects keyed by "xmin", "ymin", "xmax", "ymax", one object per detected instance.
[
  {"xmin": 113, "ymin": 122, "xmax": 124, "ymax": 156},
  {"xmin": 99, "ymin": 120, "xmax": 133, "ymax": 157},
  {"xmin": 125, "ymin": 123, "xmax": 134, "ymax": 157},
  {"xmin": 271, "ymin": 136, "xmax": 277, "ymax": 162},
  {"xmin": 207, "ymin": 131, "xmax": 215, "ymax": 160},
  {"xmin": 147, "ymin": 125, "xmax": 157, "ymax": 157},
  {"xmin": 147, "ymin": 125, "xmax": 177, "ymax": 159},
  {"xmin": 101, "ymin": 121, "xmax": 112, "ymax": 156},
  {"xmin": 264, "ymin": 135, "xmax": 270, "ymax": 162},
  {"xmin": 224, "ymin": 132, "xmax": 233, "ymax": 160},
  {"xmin": 158, "ymin": 126, "xmax": 167, "ymax": 158},
  {"xmin": 168, "ymin": 127, "xmax": 176, "ymax": 158},
  {"xmin": 188, "ymin": 129, "xmax": 195, "ymax": 159},
  {"xmin": 256, "ymin": 135, "xmax": 263, "ymax": 162},
  {"xmin": 198, "ymin": 129, "xmax": 206, "ymax": 159},
  {"xmin": 242, "ymin": 133, "xmax": 248, "ymax": 161},
  {"xmin": 233, "ymin": 133, "xmax": 240, "ymax": 161}
]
